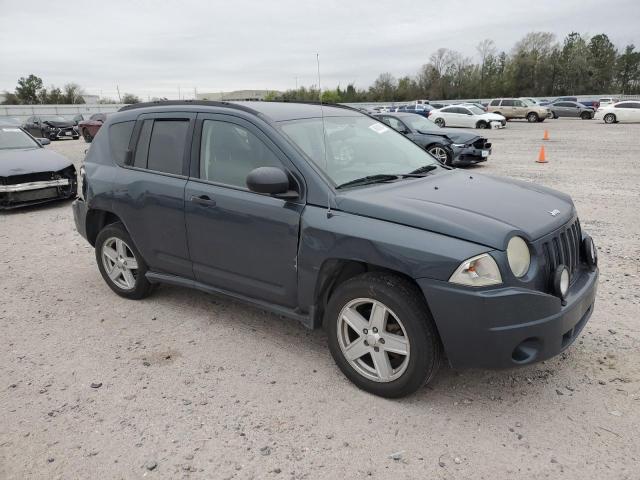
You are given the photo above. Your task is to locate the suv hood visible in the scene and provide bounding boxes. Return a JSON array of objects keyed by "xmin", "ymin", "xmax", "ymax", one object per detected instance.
[
  {"xmin": 43, "ymin": 120, "xmax": 74, "ymax": 128},
  {"xmin": 335, "ymin": 169, "xmax": 575, "ymax": 249}
]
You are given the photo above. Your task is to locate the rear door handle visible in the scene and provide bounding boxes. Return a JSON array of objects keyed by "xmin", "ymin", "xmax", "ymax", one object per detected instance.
[{"xmin": 190, "ymin": 194, "xmax": 216, "ymax": 207}]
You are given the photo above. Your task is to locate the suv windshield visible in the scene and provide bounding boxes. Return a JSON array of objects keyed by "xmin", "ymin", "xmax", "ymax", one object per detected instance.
[
  {"xmin": 280, "ymin": 116, "xmax": 440, "ymax": 187},
  {"xmin": 0, "ymin": 127, "xmax": 39, "ymax": 150}
]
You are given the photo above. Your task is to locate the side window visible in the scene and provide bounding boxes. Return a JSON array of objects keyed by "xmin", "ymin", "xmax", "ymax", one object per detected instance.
[
  {"xmin": 109, "ymin": 121, "xmax": 135, "ymax": 166},
  {"xmin": 513, "ymin": 100, "xmax": 524, "ymax": 107},
  {"xmin": 133, "ymin": 120, "xmax": 153, "ymax": 168},
  {"xmin": 441, "ymin": 107, "xmax": 454, "ymax": 113},
  {"xmin": 556, "ymin": 102, "xmax": 570, "ymax": 107},
  {"xmin": 199, "ymin": 120, "xmax": 282, "ymax": 188},
  {"xmin": 615, "ymin": 103, "xmax": 629, "ymax": 109},
  {"xmin": 384, "ymin": 117, "xmax": 407, "ymax": 132},
  {"xmin": 628, "ymin": 102, "xmax": 640, "ymax": 109},
  {"xmin": 132, "ymin": 119, "xmax": 189, "ymax": 174},
  {"xmin": 502, "ymin": 99, "xmax": 514, "ymax": 107},
  {"xmin": 490, "ymin": 100, "xmax": 500, "ymax": 106}
]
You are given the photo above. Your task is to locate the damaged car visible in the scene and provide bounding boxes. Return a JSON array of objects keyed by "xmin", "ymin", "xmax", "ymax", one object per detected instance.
[
  {"xmin": 23, "ymin": 115, "xmax": 79, "ymax": 141},
  {"xmin": 0, "ymin": 125, "xmax": 77, "ymax": 209},
  {"xmin": 376, "ymin": 112, "xmax": 491, "ymax": 166}
]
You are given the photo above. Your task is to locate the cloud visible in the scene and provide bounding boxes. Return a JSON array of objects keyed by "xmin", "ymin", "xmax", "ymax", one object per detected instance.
[{"xmin": 1, "ymin": 0, "xmax": 638, "ymax": 99}]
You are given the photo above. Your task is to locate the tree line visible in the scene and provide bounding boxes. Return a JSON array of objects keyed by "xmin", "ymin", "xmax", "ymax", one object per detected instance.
[
  {"xmin": 269, "ymin": 32, "xmax": 640, "ymax": 103},
  {"xmin": 1, "ymin": 74, "xmax": 142, "ymax": 105}
]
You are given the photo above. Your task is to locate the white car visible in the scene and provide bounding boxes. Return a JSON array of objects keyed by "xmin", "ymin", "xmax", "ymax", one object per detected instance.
[
  {"xmin": 594, "ymin": 101, "xmax": 640, "ymax": 124},
  {"xmin": 429, "ymin": 105, "xmax": 506, "ymax": 129},
  {"xmin": 597, "ymin": 97, "xmax": 619, "ymax": 108}
]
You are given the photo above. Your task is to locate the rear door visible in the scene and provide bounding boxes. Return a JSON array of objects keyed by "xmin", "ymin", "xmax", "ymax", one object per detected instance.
[
  {"xmin": 112, "ymin": 112, "xmax": 195, "ymax": 279},
  {"xmin": 500, "ymin": 99, "xmax": 515, "ymax": 118},
  {"xmin": 184, "ymin": 113, "xmax": 304, "ymax": 307},
  {"xmin": 512, "ymin": 99, "xmax": 526, "ymax": 118}
]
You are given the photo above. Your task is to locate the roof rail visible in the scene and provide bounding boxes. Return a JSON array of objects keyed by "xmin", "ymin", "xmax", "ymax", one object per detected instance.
[{"xmin": 118, "ymin": 100, "xmax": 259, "ymax": 114}]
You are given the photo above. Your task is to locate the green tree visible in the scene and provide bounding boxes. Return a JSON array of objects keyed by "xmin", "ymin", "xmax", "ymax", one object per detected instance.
[
  {"xmin": 588, "ymin": 34, "xmax": 618, "ymax": 92},
  {"xmin": 15, "ymin": 74, "xmax": 44, "ymax": 104},
  {"xmin": 616, "ymin": 45, "xmax": 640, "ymax": 94},
  {"xmin": 62, "ymin": 83, "xmax": 85, "ymax": 104},
  {"xmin": 121, "ymin": 93, "xmax": 141, "ymax": 104}
]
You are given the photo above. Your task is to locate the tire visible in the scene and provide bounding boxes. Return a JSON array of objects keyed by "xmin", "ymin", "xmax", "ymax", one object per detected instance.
[
  {"xmin": 434, "ymin": 117, "xmax": 445, "ymax": 127},
  {"xmin": 527, "ymin": 112, "xmax": 539, "ymax": 123},
  {"xmin": 326, "ymin": 272, "xmax": 441, "ymax": 398},
  {"xmin": 427, "ymin": 144, "xmax": 451, "ymax": 166},
  {"xmin": 580, "ymin": 112, "xmax": 591, "ymax": 120},
  {"xmin": 604, "ymin": 113, "xmax": 616, "ymax": 124},
  {"xmin": 476, "ymin": 121, "xmax": 488, "ymax": 129},
  {"xmin": 552, "ymin": 112, "xmax": 558, "ymax": 119},
  {"xmin": 95, "ymin": 222, "xmax": 153, "ymax": 300},
  {"xmin": 82, "ymin": 129, "xmax": 93, "ymax": 143}
]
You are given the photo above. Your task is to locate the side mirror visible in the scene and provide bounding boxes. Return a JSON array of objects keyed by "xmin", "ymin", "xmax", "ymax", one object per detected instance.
[
  {"xmin": 246, "ymin": 167, "xmax": 297, "ymax": 198},
  {"xmin": 37, "ymin": 138, "xmax": 51, "ymax": 146}
]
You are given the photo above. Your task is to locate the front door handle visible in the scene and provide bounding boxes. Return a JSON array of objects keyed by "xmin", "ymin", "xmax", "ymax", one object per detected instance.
[{"xmin": 190, "ymin": 194, "xmax": 216, "ymax": 207}]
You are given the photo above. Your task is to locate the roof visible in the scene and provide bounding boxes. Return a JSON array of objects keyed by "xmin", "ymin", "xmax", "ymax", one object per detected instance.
[{"xmin": 118, "ymin": 100, "xmax": 361, "ymax": 122}]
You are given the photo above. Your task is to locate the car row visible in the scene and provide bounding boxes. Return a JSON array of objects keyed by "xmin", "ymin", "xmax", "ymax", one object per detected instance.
[
  {"xmin": 594, "ymin": 100, "xmax": 640, "ymax": 123},
  {"xmin": 71, "ymin": 100, "xmax": 599, "ymax": 398}
]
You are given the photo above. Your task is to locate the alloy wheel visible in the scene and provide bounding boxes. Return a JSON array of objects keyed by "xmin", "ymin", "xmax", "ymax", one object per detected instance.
[
  {"xmin": 428, "ymin": 146, "xmax": 449, "ymax": 164},
  {"xmin": 101, "ymin": 237, "xmax": 139, "ymax": 290},
  {"xmin": 337, "ymin": 298, "xmax": 410, "ymax": 383}
]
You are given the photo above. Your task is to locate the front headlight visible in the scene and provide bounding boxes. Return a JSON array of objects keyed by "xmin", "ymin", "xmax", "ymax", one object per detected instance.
[
  {"xmin": 507, "ymin": 236, "xmax": 531, "ymax": 278},
  {"xmin": 451, "ymin": 143, "xmax": 466, "ymax": 148},
  {"xmin": 449, "ymin": 253, "xmax": 502, "ymax": 287}
]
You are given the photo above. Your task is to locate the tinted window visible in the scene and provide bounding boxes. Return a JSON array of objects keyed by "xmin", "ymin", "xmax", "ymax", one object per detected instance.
[
  {"xmin": 133, "ymin": 120, "xmax": 153, "ymax": 168},
  {"xmin": 490, "ymin": 100, "xmax": 500, "ymax": 106},
  {"xmin": 146, "ymin": 120, "xmax": 189, "ymax": 175},
  {"xmin": 200, "ymin": 120, "xmax": 282, "ymax": 188},
  {"xmin": 501, "ymin": 99, "xmax": 514, "ymax": 107},
  {"xmin": 627, "ymin": 102, "xmax": 640, "ymax": 109},
  {"xmin": 109, "ymin": 121, "xmax": 135, "ymax": 166},
  {"xmin": 556, "ymin": 102, "xmax": 572, "ymax": 107},
  {"xmin": 440, "ymin": 107, "xmax": 455, "ymax": 113}
]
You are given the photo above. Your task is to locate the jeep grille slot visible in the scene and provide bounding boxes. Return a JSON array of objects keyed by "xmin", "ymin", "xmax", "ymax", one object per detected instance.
[{"xmin": 541, "ymin": 218, "xmax": 581, "ymax": 290}]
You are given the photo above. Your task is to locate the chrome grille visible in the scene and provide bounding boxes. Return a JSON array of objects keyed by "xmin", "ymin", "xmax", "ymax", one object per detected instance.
[{"xmin": 542, "ymin": 218, "xmax": 582, "ymax": 286}]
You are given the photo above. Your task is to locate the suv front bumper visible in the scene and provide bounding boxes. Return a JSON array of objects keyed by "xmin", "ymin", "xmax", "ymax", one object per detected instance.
[{"xmin": 417, "ymin": 267, "xmax": 598, "ymax": 369}]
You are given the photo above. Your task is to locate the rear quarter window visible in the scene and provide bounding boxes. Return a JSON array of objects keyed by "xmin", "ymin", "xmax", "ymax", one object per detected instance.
[{"xmin": 109, "ymin": 121, "xmax": 135, "ymax": 166}]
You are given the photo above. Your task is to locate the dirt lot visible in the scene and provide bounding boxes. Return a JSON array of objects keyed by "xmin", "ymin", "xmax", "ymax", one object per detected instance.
[{"xmin": 1, "ymin": 118, "xmax": 639, "ymax": 479}]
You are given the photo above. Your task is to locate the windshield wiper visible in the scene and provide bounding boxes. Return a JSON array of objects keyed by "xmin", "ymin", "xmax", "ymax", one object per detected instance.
[
  {"xmin": 409, "ymin": 164, "xmax": 439, "ymax": 174},
  {"xmin": 336, "ymin": 173, "xmax": 428, "ymax": 189}
]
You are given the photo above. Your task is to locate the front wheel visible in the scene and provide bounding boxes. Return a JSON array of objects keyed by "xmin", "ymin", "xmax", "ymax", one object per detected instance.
[
  {"xmin": 476, "ymin": 120, "xmax": 488, "ymax": 129},
  {"xmin": 580, "ymin": 112, "xmax": 592, "ymax": 120},
  {"xmin": 427, "ymin": 145, "xmax": 451, "ymax": 166},
  {"xmin": 326, "ymin": 273, "xmax": 441, "ymax": 398},
  {"xmin": 434, "ymin": 117, "xmax": 445, "ymax": 128},
  {"xmin": 604, "ymin": 113, "xmax": 616, "ymax": 124},
  {"xmin": 95, "ymin": 222, "xmax": 153, "ymax": 299},
  {"xmin": 82, "ymin": 129, "xmax": 93, "ymax": 143}
]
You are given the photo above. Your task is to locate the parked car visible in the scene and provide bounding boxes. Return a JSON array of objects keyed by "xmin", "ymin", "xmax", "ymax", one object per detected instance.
[
  {"xmin": 397, "ymin": 104, "xmax": 434, "ymax": 117},
  {"xmin": 597, "ymin": 97, "xmax": 619, "ymax": 108},
  {"xmin": 73, "ymin": 100, "xmax": 598, "ymax": 398},
  {"xmin": 0, "ymin": 125, "xmax": 77, "ymax": 209},
  {"xmin": 594, "ymin": 101, "xmax": 640, "ymax": 124},
  {"xmin": 78, "ymin": 113, "xmax": 111, "ymax": 143},
  {"xmin": 23, "ymin": 115, "xmax": 79, "ymax": 140},
  {"xmin": 429, "ymin": 105, "xmax": 506, "ymax": 128},
  {"xmin": 487, "ymin": 98, "xmax": 550, "ymax": 122},
  {"xmin": 0, "ymin": 116, "xmax": 23, "ymax": 126},
  {"xmin": 540, "ymin": 96, "xmax": 577, "ymax": 106},
  {"xmin": 549, "ymin": 101, "xmax": 595, "ymax": 119},
  {"xmin": 375, "ymin": 112, "xmax": 491, "ymax": 166},
  {"xmin": 429, "ymin": 102, "xmax": 447, "ymax": 109}
]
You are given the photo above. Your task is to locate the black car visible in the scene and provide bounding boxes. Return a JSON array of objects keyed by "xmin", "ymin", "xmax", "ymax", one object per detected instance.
[
  {"xmin": 0, "ymin": 125, "xmax": 77, "ymax": 209},
  {"xmin": 23, "ymin": 115, "xmax": 79, "ymax": 140},
  {"xmin": 376, "ymin": 112, "xmax": 491, "ymax": 166},
  {"xmin": 72, "ymin": 101, "xmax": 598, "ymax": 398}
]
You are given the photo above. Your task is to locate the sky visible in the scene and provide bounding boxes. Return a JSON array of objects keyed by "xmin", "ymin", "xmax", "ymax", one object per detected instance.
[{"xmin": 1, "ymin": 0, "xmax": 639, "ymax": 100}]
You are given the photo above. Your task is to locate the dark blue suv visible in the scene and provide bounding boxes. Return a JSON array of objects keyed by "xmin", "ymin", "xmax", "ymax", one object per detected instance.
[{"xmin": 73, "ymin": 101, "xmax": 598, "ymax": 398}]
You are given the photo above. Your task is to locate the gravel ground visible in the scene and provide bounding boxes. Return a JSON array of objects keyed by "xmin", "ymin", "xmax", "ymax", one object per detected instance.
[{"xmin": 1, "ymin": 118, "xmax": 639, "ymax": 479}]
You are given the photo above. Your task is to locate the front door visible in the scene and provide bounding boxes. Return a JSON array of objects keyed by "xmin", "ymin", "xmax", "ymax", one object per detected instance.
[{"xmin": 185, "ymin": 114, "xmax": 303, "ymax": 308}]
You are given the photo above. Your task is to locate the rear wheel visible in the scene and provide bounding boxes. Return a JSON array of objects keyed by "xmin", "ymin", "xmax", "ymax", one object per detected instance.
[
  {"xmin": 326, "ymin": 273, "xmax": 441, "ymax": 398},
  {"xmin": 82, "ymin": 129, "xmax": 93, "ymax": 143},
  {"xmin": 527, "ymin": 112, "xmax": 539, "ymax": 123},
  {"xmin": 604, "ymin": 113, "xmax": 616, "ymax": 124},
  {"xmin": 434, "ymin": 117, "xmax": 445, "ymax": 128},
  {"xmin": 552, "ymin": 112, "xmax": 558, "ymax": 119},
  {"xmin": 95, "ymin": 222, "xmax": 153, "ymax": 299},
  {"xmin": 427, "ymin": 144, "xmax": 451, "ymax": 165}
]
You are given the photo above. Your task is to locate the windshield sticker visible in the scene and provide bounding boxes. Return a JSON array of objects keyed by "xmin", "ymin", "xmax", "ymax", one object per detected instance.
[
  {"xmin": 369, "ymin": 123, "xmax": 389, "ymax": 134},
  {"xmin": 1, "ymin": 128, "xmax": 21, "ymax": 132}
]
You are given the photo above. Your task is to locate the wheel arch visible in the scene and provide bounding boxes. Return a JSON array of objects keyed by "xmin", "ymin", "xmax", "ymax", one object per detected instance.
[{"xmin": 85, "ymin": 209, "xmax": 124, "ymax": 246}]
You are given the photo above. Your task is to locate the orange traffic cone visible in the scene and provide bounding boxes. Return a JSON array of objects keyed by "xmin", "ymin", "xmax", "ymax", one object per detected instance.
[
  {"xmin": 543, "ymin": 129, "xmax": 549, "ymax": 141},
  {"xmin": 536, "ymin": 146, "xmax": 547, "ymax": 163}
]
